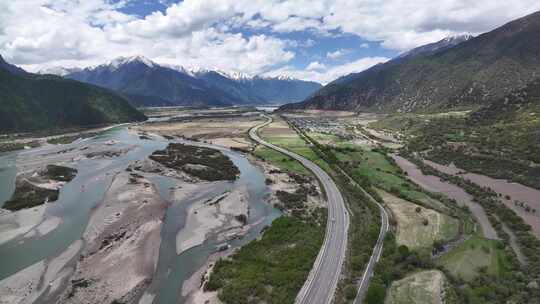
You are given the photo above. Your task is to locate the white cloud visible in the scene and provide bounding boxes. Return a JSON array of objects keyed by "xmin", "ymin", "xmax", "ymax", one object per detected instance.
[
  {"xmin": 321, "ymin": 0, "xmax": 540, "ymax": 51},
  {"xmin": 360, "ymin": 43, "xmax": 369, "ymax": 48},
  {"xmin": 266, "ymin": 56, "xmax": 389, "ymax": 84},
  {"xmin": 1, "ymin": 0, "xmax": 295, "ymax": 75},
  {"xmin": 306, "ymin": 61, "xmax": 326, "ymax": 71},
  {"xmin": 2, "ymin": 0, "xmax": 540, "ymax": 82},
  {"xmin": 326, "ymin": 49, "xmax": 351, "ymax": 59}
]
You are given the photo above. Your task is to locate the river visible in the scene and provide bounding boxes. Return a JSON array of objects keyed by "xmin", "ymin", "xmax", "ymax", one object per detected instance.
[{"xmin": 0, "ymin": 126, "xmax": 280, "ymax": 303}]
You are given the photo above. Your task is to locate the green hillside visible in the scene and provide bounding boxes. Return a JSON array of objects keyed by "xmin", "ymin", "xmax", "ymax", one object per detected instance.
[{"xmin": 0, "ymin": 64, "xmax": 146, "ymax": 133}]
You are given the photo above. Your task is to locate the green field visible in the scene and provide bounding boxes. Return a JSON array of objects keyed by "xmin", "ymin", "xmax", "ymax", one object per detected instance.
[
  {"xmin": 333, "ymin": 146, "xmax": 451, "ymax": 212},
  {"xmin": 254, "ymin": 146, "xmax": 310, "ymax": 175},
  {"xmin": 438, "ymin": 236, "xmax": 510, "ymax": 281},
  {"xmin": 306, "ymin": 132, "xmax": 341, "ymax": 143},
  {"xmin": 262, "ymin": 133, "xmax": 332, "ymax": 173}
]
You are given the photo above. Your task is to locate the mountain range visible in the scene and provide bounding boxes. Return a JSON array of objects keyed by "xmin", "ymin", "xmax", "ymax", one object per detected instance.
[
  {"xmin": 281, "ymin": 10, "xmax": 540, "ymax": 113},
  {"xmin": 0, "ymin": 55, "xmax": 145, "ymax": 133},
  {"xmin": 42, "ymin": 57, "xmax": 322, "ymax": 107}
]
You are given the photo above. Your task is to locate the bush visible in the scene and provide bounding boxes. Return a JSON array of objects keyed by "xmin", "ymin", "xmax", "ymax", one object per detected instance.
[{"xmin": 366, "ymin": 282, "xmax": 386, "ymax": 304}]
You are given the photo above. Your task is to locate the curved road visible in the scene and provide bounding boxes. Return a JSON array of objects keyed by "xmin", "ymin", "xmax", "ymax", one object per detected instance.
[
  {"xmin": 249, "ymin": 116, "xmax": 349, "ymax": 304},
  {"xmin": 354, "ymin": 193, "xmax": 389, "ymax": 303}
]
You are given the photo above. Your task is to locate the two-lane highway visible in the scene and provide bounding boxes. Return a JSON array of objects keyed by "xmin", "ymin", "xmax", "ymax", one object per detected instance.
[
  {"xmin": 354, "ymin": 195, "xmax": 389, "ymax": 303},
  {"xmin": 249, "ymin": 116, "xmax": 350, "ymax": 304}
]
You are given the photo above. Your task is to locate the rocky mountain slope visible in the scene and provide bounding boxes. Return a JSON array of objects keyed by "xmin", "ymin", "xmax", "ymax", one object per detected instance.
[
  {"xmin": 51, "ymin": 57, "xmax": 321, "ymax": 107},
  {"xmin": 470, "ymin": 77, "xmax": 540, "ymax": 124},
  {"xmin": 0, "ymin": 56, "xmax": 145, "ymax": 133},
  {"xmin": 282, "ymin": 11, "xmax": 540, "ymax": 113}
]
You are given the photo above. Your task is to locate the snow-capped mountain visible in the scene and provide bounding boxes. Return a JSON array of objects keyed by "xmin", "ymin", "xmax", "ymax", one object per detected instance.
[
  {"xmin": 52, "ymin": 56, "xmax": 321, "ymax": 107},
  {"xmin": 106, "ymin": 55, "xmax": 155, "ymax": 70}
]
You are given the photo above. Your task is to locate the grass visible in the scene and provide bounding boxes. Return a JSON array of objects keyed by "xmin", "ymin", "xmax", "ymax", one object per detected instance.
[
  {"xmin": 380, "ymin": 190, "xmax": 459, "ymax": 250},
  {"xmin": 306, "ymin": 132, "xmax": 341, "ymax": 143},
  {"xmin": 438, "ymin": 236, "xmax": 510, "ymax": 281},
  {"xmin": 385, "ymin": 270, "xmax": 446, "ymax": 304},
  {"xmin": 206, "ymin": 216, "xmax": 325, "ymax": 304},
  {"xmin": 260, "ymin": 125, "xmax": 332, "ymax": 174},
  {"xmin": 254, "ymin": 146, "xmax": 310, "ymax": 175}
]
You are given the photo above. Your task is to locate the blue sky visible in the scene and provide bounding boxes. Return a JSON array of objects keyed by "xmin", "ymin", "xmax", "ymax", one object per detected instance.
[{"xmin": 2, "ymin": 0, "xmax": 540, "ymax": 83}]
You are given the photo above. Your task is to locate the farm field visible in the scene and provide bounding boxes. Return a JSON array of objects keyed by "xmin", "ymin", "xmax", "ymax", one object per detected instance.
[
  {"xmin": 379, "ymin": 190, "xmax": 459, "ymax": 250},
  {"xmin": 385, "ymin": 270, "xmax": 446, "ymax": 304}
]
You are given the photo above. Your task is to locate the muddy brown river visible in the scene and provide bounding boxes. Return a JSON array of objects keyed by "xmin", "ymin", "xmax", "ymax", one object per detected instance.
[{"xmin": 391, "ymin": 155, "xmax": 498, "ymax": 240}]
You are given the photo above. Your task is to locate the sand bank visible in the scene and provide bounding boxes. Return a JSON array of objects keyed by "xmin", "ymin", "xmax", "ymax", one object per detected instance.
[
  {"xmin": 176, "ymin": 187, "xmax": 248, "ymax": 255},
  {"xmin": 58, "ymin": 171, "xmax": 167, "ymax": 304}
]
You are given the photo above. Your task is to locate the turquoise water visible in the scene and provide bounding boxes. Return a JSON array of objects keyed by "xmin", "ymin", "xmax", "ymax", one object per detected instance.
[
  {"xmin": 0, "ymin": 127, "xmax": 280, "ymax": 304},
  {"xmin": 0, "ymin": 152, "xmax": 17, "ymax": 206},
  {"xmin": 149, "ymin": 145, "xmax": 281, "ymax": 304}
]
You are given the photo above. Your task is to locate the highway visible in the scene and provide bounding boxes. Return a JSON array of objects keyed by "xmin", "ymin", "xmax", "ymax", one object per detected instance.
[
  {"xmin": 354, "ymin": 193, "xmax": 389, "ymax": 303},
  {"xmin": 250, "ymin": 115, "xmax": 389, "ymax": 304},
  {"xmin": 249, "ymin": 116, "xmax": 349, "ymax": 304}
]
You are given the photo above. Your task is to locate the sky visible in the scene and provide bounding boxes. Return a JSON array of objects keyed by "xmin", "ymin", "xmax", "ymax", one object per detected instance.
[{"xmin": 2, "ymin": 0, "xmax": 540, "ymax": 84}]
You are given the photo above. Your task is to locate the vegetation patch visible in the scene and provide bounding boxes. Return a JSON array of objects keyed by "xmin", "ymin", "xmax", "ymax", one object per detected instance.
[
  {"xmin": 47, "ymin": 131, "xmax": 99, "ymax": 145},
  {"xmin": 3, "ymin": 180, "xmax": 59, "ymax": 211},
  {"xmin": 149, "ymin": 143, "xmax": 239, "ymax": 181},
  {"xmin": 2, "ymin": 164, "xmax": 77, "ymax": 211},
  {"xmin": 438, "ymin": 236, "xmax": 509, "ymax": 281},
  {"xmin": 337, "ymin": 146, "xmax": 452, "ymax": 213},
  {"xmin": 254, "ymin": 146, "xmax": 309, "ymax": 175},
  {"xmin": 205, "ymin": 216, "xmax": 325, "ymax": 304},
  {"xmin": 0, "ymin": 141, "xmax": 40, "ymax": 153},
  {"xmin": 44, "ymin": 164, "xmax": 78, "ymax": 182}
]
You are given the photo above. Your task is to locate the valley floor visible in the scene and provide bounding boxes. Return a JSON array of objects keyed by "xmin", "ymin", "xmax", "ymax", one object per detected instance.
[
  {"xmin": 282, "ymin": 109, "xmax": 540, "ymax": 304},
  {"xmin": 1, "ymin": 107, "xmax": 539, "ymax": 304}
]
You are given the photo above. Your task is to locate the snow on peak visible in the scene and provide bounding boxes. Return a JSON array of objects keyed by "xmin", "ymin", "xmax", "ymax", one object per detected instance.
[
  {"xmin": 107, "ymin": 55, "xmax": 155, "ymax": 70},
  {"xmin": 275, "ymin": 75, "xmax": 295, "ymax": 81},
  {"xmin": 225, "ymin": 71, "xmax": 253, "ymax": 81},
  {"xmin": 38, "ymin": 66, "xmax": 82, "ymax": 76},
  {"xmin": 176, "ymin": 67, "xmax": 255, "ymax": 81},
  {"xmin": 442, "ymin": 34, "xmax": 474, "ymax": 43}
]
